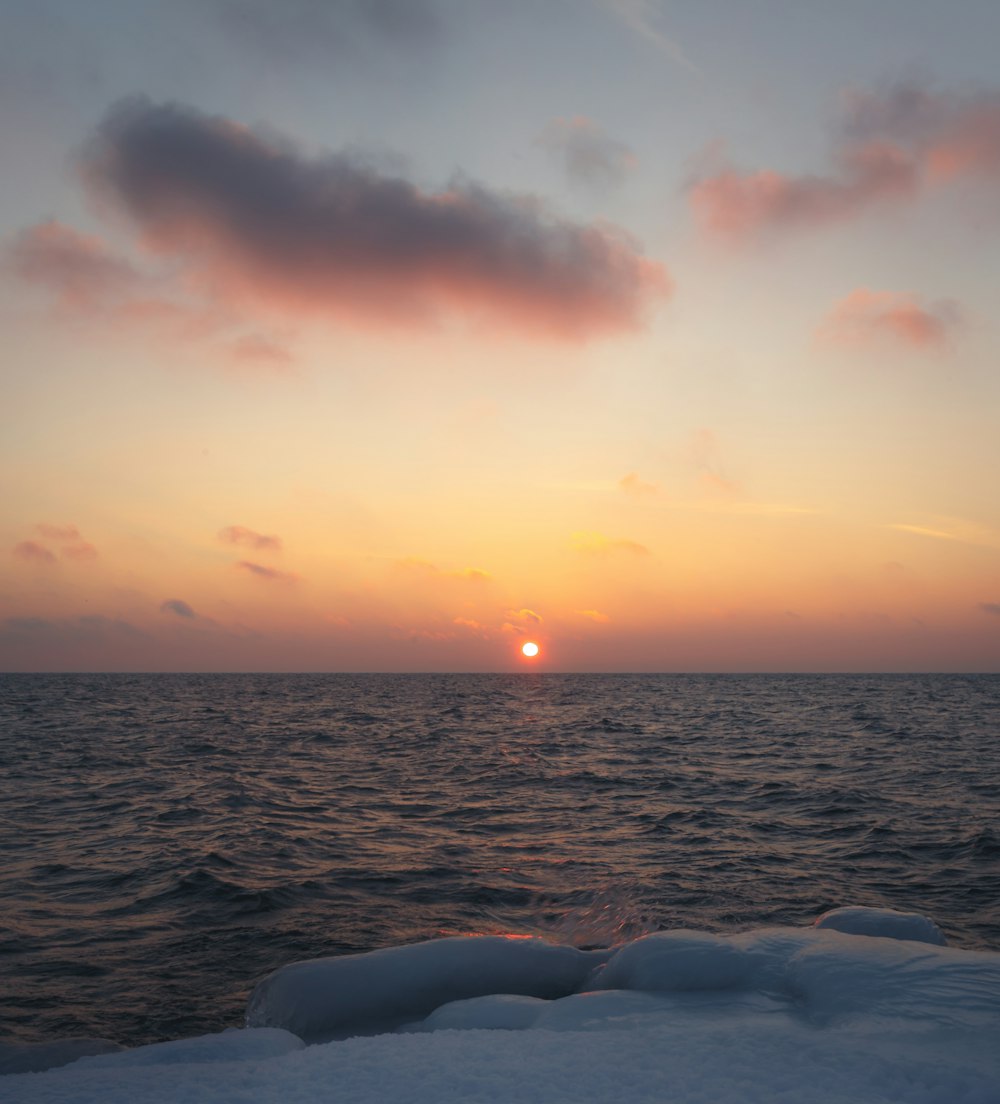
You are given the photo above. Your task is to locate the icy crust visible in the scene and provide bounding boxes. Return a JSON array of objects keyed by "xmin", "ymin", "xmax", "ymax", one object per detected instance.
[
  {"xmin": 246, "ymin": 935, "xmax": 608, "ymax": 1042},
  {"xmin": 6, "ymin": 909, "xmax": 1000, "ymax": 1103}
]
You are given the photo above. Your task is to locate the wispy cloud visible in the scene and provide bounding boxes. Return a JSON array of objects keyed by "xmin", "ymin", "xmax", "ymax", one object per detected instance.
[
  {"xmin": 36, "ymin": 523, "xmax": 82, "ymax": 541},
  {"xmin": 597, "ymin": 0, "xmax": 697, "ymax": 71},
  {"xmin": 572, "ymin": 531, "xmax": 650, "ymax": 556},
  {"xmin": 576, "ymin": 609, "xmax": 611, "ymax": 623},
  {"xmin": 819, "ymin": 289, "xmax": 960, "ymax": 350},
  {"xmin": 236, "ymin": 560, "xmax": 299, "ymax": 582},
  {"xmin": 394, "ymin": 558, "xmax": 492, "ymax": 582},
  {"xmin": 219, "ymin": 525, "xmax": 282, "ymax": 552},
  {"xmin": 539, "ymin": 117, "xmax": 636, "ymax": 192},
  {"xmin": 161, "ymin": 599, "xmax": 197, "ymax": 618},
  {"xmin": 8, "ymin": 221, "xmax": 146, "ymax": 310},
  {"xmin": 619, "ymin": 472, "xmax": 660, "ymax": 498},
  {"xmin": 80, "ymin": 98, "xmax": 670, "ymax": 340},
  {"xmin": 13, "ymin": 524, "xmax": 98, "ymax": 563},
  {"xmin": 690, "ymin": 81, "xmax": 1000, "ymax": 242},
  {"xmin": 979, "ymin": 602, "xmax": 1000, "ymax": 617},
  {"xmin": 13, "ymin": 540, "xmax": 56, "ymax": 565},
  {"xmin": 889, "ymin": 523, "xmax": 961, "ymax": 542}
]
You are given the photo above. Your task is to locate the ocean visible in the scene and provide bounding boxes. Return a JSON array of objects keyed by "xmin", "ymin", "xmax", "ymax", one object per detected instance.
[{"xmin": 2, "ymin": 672, "xmax": 998, "ymax": 1049}]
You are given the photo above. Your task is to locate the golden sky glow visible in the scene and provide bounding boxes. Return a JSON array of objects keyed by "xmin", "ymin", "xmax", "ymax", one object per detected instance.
[{"xmin": 1, "ymin": 2, "xmax": 999, "ymax": 671}]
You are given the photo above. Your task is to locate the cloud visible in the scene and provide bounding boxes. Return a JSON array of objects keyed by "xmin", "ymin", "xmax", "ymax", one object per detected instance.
[
  {"xmin": 36, "ymin": 523, "xmax": 82, "ymax": 541},
  {"xmin": 690, "ymin": 143, "xmax": 917, "ymax": 242},
  {"xmin": 501, "ymin": 608, "xmax": 543, "ymax": 636},
  {"xmin": 889, "ymin": 523, "xmax": 960, "ymax": 542},
  {"xmin": 979, "ymin": 602, "xmax": 1000, "ymax": 616},
  {"xmin": 219, "ymin": 525, "xmax": 282, "ymax": 552},
  {"xmin": 688, "ymin": 428, "xmax": 740, "ymax": 495},
  {"xmin": 62, "ymin": 541, "xmax": 99, "ymax": 561},
  {"xmin": 506, "ymin": 607, "xmax": 543, "ymax": 625},
  {"xmin": 394, "ymin": 558, "xmax": 492, "ymax": 582},
  {"xmin": 80, "ymin": 98, "xmax": 670, "ymax": 339},
  {"xmin": 689, "ymin": 81, "xmax": 1000, "ymax": 242},
  {"xmin": 572, "ymin": 531, "xmax": 650, "ymax": 556},
  {"xmin": 619, "ymin": 472, "xmax": 660, "ymax": 497},
  {"xmin": 539, "ymin": 117, "xmax": 636, "ymax": 192},
  {"xmin": 577, "ymin": 609, "xmax": 611, "ymax": 622},
  {"xmin": 819, "ymin": 289, "xmax": 960, "ymax": 349},
  {"xmin": 228, "ymin": 334, "xmax": 295, "ymax": 368},
  {"xmin": 8, "ymin": 221, "xmax": 147, "ymax": 309},
  {"xmin": 597, "ymin": 0, "xmax": 697, "ymax": 71},
  {"xmin": 13, "ymin": 540, "xmax": 56, "ymax": 565},
  {"xmin": 161, "ymin": 599, "xmax": 197, "ymax": 618},
  {"xmin": 236, "ymin": 560, "xmax": 299, "ymax": 582}
]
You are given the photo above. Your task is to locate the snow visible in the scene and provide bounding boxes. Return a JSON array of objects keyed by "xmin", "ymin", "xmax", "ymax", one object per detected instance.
[{"xmin": 5, "ymin": 909, "xmax": 1000, "ymax": 1104}]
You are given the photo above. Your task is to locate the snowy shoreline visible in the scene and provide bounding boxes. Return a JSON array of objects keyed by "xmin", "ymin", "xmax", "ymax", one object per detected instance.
[{"xmin": 5, "ymin": 907, "xmax": 1000, "ymax": 1103}]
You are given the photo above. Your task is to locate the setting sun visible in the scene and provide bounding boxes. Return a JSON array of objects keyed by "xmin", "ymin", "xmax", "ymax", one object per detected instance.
[{"xmin": 521, "ymin": 641, "xmax": 540, "ymax": 658}]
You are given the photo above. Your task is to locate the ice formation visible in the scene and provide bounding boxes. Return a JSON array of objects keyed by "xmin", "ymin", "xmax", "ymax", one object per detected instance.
[{"xmin": 6, "ymin": 908, "xmax": 1000, "ymax": 1104}]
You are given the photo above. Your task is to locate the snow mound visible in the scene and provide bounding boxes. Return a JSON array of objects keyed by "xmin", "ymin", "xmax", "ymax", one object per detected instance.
[
  {"xmin": 247, "ymin": 935, "xmax": 605, "ymax": 1042},
  {"xmin": 595, "ymin": 930, "xmax": 752, "ymax": 992},
  {"xmin": 814, "ymin": 906, "xmax": 947, "ymax": 945}
]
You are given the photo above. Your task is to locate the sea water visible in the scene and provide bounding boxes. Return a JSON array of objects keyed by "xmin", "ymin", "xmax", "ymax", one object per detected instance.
[{"xmin": 1, "ymin": 673, "xmax": 998, "ymax": 1048}]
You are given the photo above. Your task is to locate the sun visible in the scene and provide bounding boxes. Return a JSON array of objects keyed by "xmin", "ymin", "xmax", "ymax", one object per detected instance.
[{"xmin": 521, "ymin": 641, "xmax": 540, "ymax": 658}]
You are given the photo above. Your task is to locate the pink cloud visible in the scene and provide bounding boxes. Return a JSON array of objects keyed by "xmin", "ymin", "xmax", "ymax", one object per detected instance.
[
  {"xmin": 13, "ymin": 540, "xmax": 56, "ymax": 565},
  {"xmin": 690, "ymin": 82, "xmax": 1000, "ymax": 242},
  {"xmin": 229, "ymin": 334, "xmax": 295, "ymax": 369},
  {"xmin": 62, "ymin": 542, "xmax": 99, "ymax": 561},
  {"xmin": 219, "ymin": 525, "xmax": 282, "ymax": 552},
  {"xmin": 690, "ymin": 143, "xmax": 917, "ymax": 242},
  {"xmin": 8, "ymin": 221, "xmax": 145, "ymax": 309},
  {"xmin": 236, "ymin": 560, "xmax": 299, "ymax": 582},
  {"xmin": 820, "ymin": 289, "xmax": 960, "ymax": 350},
  {"xmin": 80, "ymin": 98, "xmax": 670, "ymax": 339}
]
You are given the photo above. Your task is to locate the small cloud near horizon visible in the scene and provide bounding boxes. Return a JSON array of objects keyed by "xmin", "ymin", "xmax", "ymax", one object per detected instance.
[
  {"xmin": 236, "ymin": 560, "xmax": 299, "ymax": 582},
  {"xmin": 13, "ymin": 540, "xmax": 57, "ymax": 565},
  {"xmin": 572, "ymin": 531, "xmax": 650, "ymax": 556},
  {"xmin": 619, "ymin": 472, "xmax": 660, "ymax": 497},
  {"xmin": 161, "ymin": 599, "xmax": 197, "ymax": 618},
  {"xmin": 219, "ymin": 525, "xmax": 282, "ymax": 552}
]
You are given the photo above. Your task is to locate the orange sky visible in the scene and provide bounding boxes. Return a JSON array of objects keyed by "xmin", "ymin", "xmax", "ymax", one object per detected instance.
[{"xmin": 2, "ymin": 1, "xmax": 999, "ymax": 671}]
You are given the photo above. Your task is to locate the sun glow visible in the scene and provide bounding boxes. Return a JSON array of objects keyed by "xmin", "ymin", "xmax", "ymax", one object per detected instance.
[{"xmin": 521, "ymin": 641, "xmax": 540, "ymax": 658}]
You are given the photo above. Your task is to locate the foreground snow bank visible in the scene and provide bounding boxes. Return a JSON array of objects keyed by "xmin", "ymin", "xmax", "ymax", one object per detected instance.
[{"xmin": 6, "ymin": 908, "xmax": 1000, "ymax": 1104}]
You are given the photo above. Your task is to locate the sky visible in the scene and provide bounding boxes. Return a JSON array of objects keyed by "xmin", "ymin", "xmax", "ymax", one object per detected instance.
[{"xmin": 2, "ymin": 0, "xmax": 999, "ymax": 673}]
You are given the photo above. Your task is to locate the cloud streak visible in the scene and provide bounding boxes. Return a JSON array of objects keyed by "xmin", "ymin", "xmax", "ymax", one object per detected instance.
[
  {"xmin": 81, "ymin": 98, "xmax": 670, "ymax": 339},
  {"xmin": 572, "ymin": 531, "xmax": 650, "ymax": 556},
  {"xmin": 236, "ymin": 560, "xmax": 299, "ymax": 582},
  {"xmin": 161, "ymin": 599, "xmax": 197, "ymax": 618},
  {"xmin": 219, "ymin": 525, "xmax": 282, "ymax": 552}
]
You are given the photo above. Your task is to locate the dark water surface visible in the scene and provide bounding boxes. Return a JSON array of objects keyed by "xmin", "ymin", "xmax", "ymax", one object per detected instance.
[{"xmin": 1, "ymin": 673, "xmax": 998, "ymax": 1047}]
